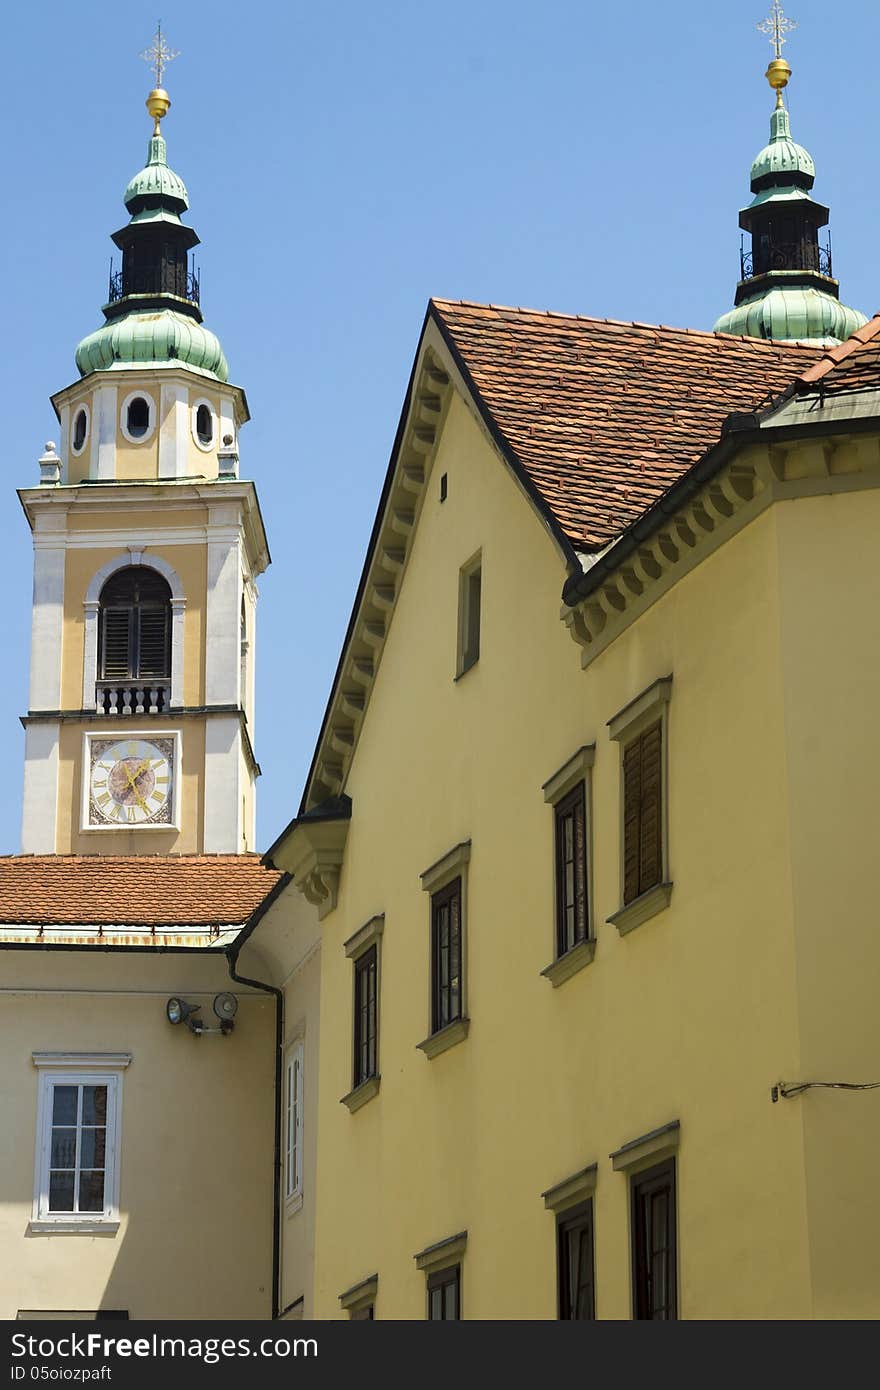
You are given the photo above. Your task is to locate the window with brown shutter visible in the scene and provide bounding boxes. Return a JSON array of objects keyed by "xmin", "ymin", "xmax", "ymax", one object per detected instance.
[
  {"xmin": 623, "ymin": 720, "xmax": 663, "ymax": 905},
  {"xmin": 631, "ymin": 1160, "xmax": 677, "ymax": 1320},
  {"xmin": 554, "ymin": 782, "xmax": 589, "ymax": 956},
  {"xmin": 97, "ymin": 567, "xmax": 172, "ymax": 682}
]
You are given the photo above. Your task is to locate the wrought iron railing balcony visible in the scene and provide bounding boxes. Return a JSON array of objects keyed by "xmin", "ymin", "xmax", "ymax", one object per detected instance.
[
  {"xmin": 740, "ymin": 243, "xmax": 833, "ymax": 280},
  {"xmin": 107, "ymin": 266, "xmax": 200, "ymax": 306},
  {"xmin": 96, "ymin": 681, "xmax": 170, "ymax": 716}
]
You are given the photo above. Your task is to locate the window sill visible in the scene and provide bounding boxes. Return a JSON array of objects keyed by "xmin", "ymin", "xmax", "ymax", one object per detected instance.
[
  {"xmin": 285, "ymin": 1192, "xmax": 304, "ymax": 1218},
  {"xmin": 417, "ymin": 1016, "xmax": 470, "ymax": 1060},
  {"xmin": 540, "ymin": 937, "xmax": 597, "ymax": 987},
  {"xmin": 27, "ymin": 1219, "xmax": 120, "ymax": 1237},
  {"xmin": 607, "ymin": 882, "xmax": 673, "ymax": 937},
  {"xmin": 340, "ymin": 1074, "xmax": 380, "ymax": 1113}
]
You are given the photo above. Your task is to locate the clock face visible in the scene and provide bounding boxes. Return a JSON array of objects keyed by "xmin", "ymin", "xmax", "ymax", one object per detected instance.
[{"xmin": 88, "ymin": 736, "xmax": 175, "ymax": 828}]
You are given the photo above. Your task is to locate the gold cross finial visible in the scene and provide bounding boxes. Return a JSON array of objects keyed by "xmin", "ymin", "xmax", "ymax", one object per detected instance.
[
  {"xmin": 757, "ymin": 1, "xmax": 797, "ymax": 60},
  {"xmin": 140, "ymin": 22, "xmax": 179, "ymax": 88}
]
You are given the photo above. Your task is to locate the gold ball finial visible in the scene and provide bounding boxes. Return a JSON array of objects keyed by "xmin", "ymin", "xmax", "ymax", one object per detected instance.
[
  {"xmin": 765, "ymin": 56, "xmax": 792, "ymax": 107},
  {"xmin": 140, "ymin": 25, "xmax": 179, "ymax": 132},
  {"xmin": 146, "ymin": 87, "xmax": 171, "ymax": 135}
]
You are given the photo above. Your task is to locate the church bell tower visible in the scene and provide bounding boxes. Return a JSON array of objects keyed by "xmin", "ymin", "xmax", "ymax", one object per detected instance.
[{"xmin": 20, "ymin": 33, "xmax": 268, "ymax": 855}]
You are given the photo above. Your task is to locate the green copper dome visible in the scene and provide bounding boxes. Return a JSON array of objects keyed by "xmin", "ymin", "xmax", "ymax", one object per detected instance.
[
  {"xmin": 749, "ymin": 106, "xmax": 815, "ymax": 188},
  {"xmin": 123, "ymin": 134, "xmax": 189, "ymax": 215},
  {"xmin": 715, "ymin": 287, "xmax": 867, "ymax": 345},
  {"xmin": 76, "ymin": 310, "xmax": 228, "ymax": 382},
  {"xmin": 74, "ymin": 115, "xmax": 229, "ymax": 382},
  {"xmin": 714, "ymin": 72, "xmax": 866, "ymax": 346}
]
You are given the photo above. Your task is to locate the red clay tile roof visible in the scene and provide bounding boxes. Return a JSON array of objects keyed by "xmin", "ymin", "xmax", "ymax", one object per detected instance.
[
  {"xmin": 795, "ymin": 312, "xmax": 880, "ymax": 391},
  {"xmin": 0, "ymin": 855, "xmax": 282, "ymax": 927},
  {"xmin": 431, "ymin": 299, "xmax": 818, "ymax": 550}
]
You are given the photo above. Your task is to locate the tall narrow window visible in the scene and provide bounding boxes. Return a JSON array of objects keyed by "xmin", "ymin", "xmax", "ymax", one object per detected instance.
[
  {"xmin": 555, "ymin": 782, "xmax": 588, "ymax": 956},
  {"xmin": 285, "ymin": 1042, "xmax": 304, "ymax": 1202},
  {"xmin": 622, "ymin": 720, "xmax": 663, "ymax": 905},
  {"xmin": 557, "ymin": 1201, "xmax": 595, "ymax": 1319},
  {"xmin": 457, "ymin": 555, "xmax": 482, "ymax": 675},
  {"xmin": 98, "ymin": 567, "xmax": 172, "ymax": 683},
  {"xmin": 32, "ymin": 1060, "xmax": 126, "ymax": 1231},
  {"xmin": 431, "ymin": 878, "xmax": 462, "ymax": 1034},
  {"xmin": 353, "ymin": 946, "xmax": 378, "ymax": 1088},
  {"xmin": 631, "ymin": 1160, "xmax": 677, "ymax": 1320},
  {"xmin": 427, "ymin": 1266, "xmax": 460, "ymax": 1320}
]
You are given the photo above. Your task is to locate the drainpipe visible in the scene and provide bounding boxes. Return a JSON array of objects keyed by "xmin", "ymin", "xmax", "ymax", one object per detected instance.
[{"xmin": 225, "ymin": 873, "xmax": 291, "ymax": 1321}]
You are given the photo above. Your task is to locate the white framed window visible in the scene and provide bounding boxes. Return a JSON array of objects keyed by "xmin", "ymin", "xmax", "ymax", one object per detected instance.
[
  {"xmin": 31, "ymin": 1053, "xmax": 130, "ymax": 1235},
  {"xmin": 120, "ymin": 391, "xmax": 156, "ymax": 445},
  {"xmin": 285, "ymin": 1041, "xmax": 304, "ymax": 1207},
  {"xmin": 191, "ymin": 397, "xmax": 217, "ymax": 452}
]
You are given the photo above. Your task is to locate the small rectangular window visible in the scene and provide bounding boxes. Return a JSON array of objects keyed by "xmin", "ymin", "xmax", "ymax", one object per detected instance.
[
  {"xmin": 285, "ymin": 1042, "xmax": 304, "ymax": 1202},
  {"xmin": 427, "ymin": 1265, "xmax": 460, "ymax": 1320},
  {"xmin": 631, "ymin": 1160, "xmax": 677, "ymax": 1320},
  {"xmin": 431, "ymin": 878, "xmax": 462, "ymax": 1034},
  {"xmin": 557, "ymin": 1200, "xmax": 595, "ymax": 1319},
  {"xmin": 554, "ymin": 782, "xmax": 589, "ymax": 956},
  {"xmin": 353, "ymin": 946, "xmax": 378, "ymax": 1088},
  {"xmin": 623, "ymin": 720, "xmax": 663, "ymax": 905},
  {"xmin": 457, "ymin": 555, "xmax": 482, "ymax": 675},
  {"xmin": 33, "ymin": 1066, "xmax": 124, "ymax": 1228}
]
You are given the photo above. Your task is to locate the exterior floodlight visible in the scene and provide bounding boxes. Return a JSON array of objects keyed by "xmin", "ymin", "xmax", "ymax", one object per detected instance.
[
  {"xmin": 213, "ymin": 992, "xmax": 238, "ymax": 1022},
  {"xmin": 166, "ymin": 996, "xmax": 202, "ymax": 1027}
]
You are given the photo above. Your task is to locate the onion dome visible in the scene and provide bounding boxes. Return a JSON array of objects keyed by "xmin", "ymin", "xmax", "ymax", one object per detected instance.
[
  {"xmin": 749, "ymin": 106, "xmax": 815, "ymax": 188},
  {"xmin": 123, "ymin": 134, "xmax": 189, "ymax": 217},
  {"xmin": 713, "ymin": 9, "xmax": 866, "ymax": 346},
  {"xmin": 75, "ymin": 311, "xmax": 229, "ymax": 382},
  {"xmin": 714, "ymin": 287, "xmax": 866, "ymax": 346},
  {"xmin": 74, "ymin": 76, "xmax": 229, "ymax": 383}
]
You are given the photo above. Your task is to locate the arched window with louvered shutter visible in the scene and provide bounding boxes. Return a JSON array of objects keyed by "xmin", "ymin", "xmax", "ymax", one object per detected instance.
[{"xmin": 98, "ymin": 567, "xmax": 172, "ymax": 682}]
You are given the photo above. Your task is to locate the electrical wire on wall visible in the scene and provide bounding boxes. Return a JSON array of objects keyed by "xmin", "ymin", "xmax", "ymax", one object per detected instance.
[{"xmin": 771, "ymin": 1079, "xmax": 880, "ymax": 1103}]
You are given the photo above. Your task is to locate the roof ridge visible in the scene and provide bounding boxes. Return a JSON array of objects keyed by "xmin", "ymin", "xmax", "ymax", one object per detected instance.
[
  {"xmin": 796, "ymin": 311, "xmax": 880, "ymax": 385},
  {"xmin": 430, "ymin": 297, "xmax": 818, "ymax": 353}
]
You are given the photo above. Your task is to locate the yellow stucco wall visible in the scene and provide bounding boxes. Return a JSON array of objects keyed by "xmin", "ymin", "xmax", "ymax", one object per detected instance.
[
  {"xmin": 774, "ymin": 488, "xmax": 880, "ymax": 1319},
  {"xmin": 309, "ymin": 392, "xmax": 819, "ymax": 1319},
  {"xmin": 64, "ymin": 379, "xmax": 231, "ymax": 485},
  {"xmin": 0, "ymin": 950, "xmax": 274, "ymax": 1319}
]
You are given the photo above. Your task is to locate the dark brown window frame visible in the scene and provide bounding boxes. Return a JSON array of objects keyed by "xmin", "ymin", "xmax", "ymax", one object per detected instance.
[
  {"xmin": 426, "ymin": 1264, "xmax": 461, "ymax": 1321},
  {"xmin": 554, "ymin": 781, "xmax": 589, "ymax": 957},
  {"xmin": 622, "ymin": 719, "xmax": 664, "ymax": 906},
  {"xmin": 97, "ymin": 567, "xmax": 172, "ymax": 683},
  {"xmin": 631, "ymin": 1159, "xmax": 677, "ymax": 1320},
  {"xmin": 430, "ymin": 877, "xmax": 463, "ymax": 1034},
  {"xmin": 352, "ymin": 944, "xmax": 378, "ymax": 1089},
  {"xmin": 457, "ymin": 553, "xmax": 482, "ymax": 676},
  {"xmin": 557, "ymin": 1199, "xmax": 596, "ymax": 1320}
]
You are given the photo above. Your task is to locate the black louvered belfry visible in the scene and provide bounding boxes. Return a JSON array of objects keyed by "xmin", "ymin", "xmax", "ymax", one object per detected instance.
[{"xmin": 98, "ymin": 567, "xmax": 172, "ymax": 682}]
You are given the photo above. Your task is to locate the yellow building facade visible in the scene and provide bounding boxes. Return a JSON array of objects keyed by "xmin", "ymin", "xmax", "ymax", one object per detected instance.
[{"xmin": 263, "ymin": 302, "xmax": 880, "ymax": 1319}]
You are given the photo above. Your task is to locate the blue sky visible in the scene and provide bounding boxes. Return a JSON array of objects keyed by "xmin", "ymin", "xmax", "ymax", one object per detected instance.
[{"xmin": 3, "ymin": 0, "xmax": 877, "ymax": 853}]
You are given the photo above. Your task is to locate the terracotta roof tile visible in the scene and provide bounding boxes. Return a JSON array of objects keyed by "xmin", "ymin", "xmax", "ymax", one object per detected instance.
[
  {"xmin": 796, "ymin": 313, "xmax": 880, "ymax": 387},
  {"xmin": 431, "ymin": 299, "xmax": 817, "ymax": 550},
  {"xmin": 0, "ymin": 854, "xmax": 282, "ymax": 927}
]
